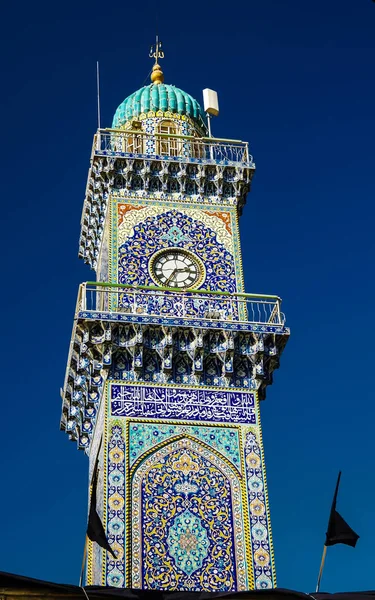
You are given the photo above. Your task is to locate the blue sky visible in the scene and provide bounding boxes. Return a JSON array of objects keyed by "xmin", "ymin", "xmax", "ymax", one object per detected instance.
[{"xmin": 1, "ymin": 0, "xmax": 374, "ymax": 592}]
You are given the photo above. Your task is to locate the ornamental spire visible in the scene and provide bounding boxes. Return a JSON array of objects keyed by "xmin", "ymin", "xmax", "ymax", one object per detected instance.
[{"xmin": 149, "ymin": 35, "xmax": 164, "ymax": 85}]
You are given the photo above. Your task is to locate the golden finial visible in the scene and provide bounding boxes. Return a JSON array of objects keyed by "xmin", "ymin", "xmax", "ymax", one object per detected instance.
[{"xmin": 149, "ymin": 35, "xmax": 164, "ymax": 85}]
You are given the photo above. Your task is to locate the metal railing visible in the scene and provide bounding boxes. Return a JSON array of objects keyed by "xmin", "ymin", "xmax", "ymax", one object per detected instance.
[
  {"xmin": 76, "ymin": 282, "xmax": 284, "ymax": 326},
  {"xmin": 93, "ymin": 129, "xmax": 253, "ymax": 165}
]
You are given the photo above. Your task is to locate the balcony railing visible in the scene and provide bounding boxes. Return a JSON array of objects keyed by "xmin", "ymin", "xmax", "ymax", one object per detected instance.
[
  {"xmin": 93, "ymin": 129, "xmax": 253, "ymax": 166},
  {"xmin": 76, "ymin": 282, "xmax": 285, "ymax": 326}
]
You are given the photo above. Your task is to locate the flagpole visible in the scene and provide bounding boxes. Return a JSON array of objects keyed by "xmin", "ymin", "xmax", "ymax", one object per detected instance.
[
  {"xmin": 316, "ymin": 471, "xmax": 359, "ymax": 592},
  {"xmin": 79, "ymin": 535, "xmax": 88, "ymax": 587},
  {"xmin": 315, "ymin": 544, "xmax": 327, "ymax": 593}
]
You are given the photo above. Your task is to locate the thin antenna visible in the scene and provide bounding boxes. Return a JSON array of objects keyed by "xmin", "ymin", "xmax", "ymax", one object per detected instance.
[{"xmin": 96, "ymin": 61, "xmax": 101, "ymax": 130}]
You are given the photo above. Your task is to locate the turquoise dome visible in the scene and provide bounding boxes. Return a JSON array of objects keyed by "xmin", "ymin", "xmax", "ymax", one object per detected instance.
[{"xmin": 112, "ymin": 83, "xmax": 207, "ymax": 130}]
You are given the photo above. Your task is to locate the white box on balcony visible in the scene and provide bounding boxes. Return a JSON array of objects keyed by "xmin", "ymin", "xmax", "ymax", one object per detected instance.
[{"xmin": 203, "ymin": 89, "xmax": 219, "ymax": 116}]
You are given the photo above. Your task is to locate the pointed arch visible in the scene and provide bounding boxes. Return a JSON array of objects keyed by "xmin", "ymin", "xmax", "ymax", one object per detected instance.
[
  {"xmin": 130, "ymin": 437, "xmax": 248, "ymax": 591},
  {"xmin": 130, "ymin": 432, "xmax": 242, "ymax": 479}
]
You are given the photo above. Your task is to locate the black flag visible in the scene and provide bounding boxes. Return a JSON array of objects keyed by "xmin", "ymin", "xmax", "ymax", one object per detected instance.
[
  {"xmin": 325, "ymin": 471, "xmax": 359, "ymax": 548},
  {"xmin": 87, "ymin": 448, "xmax": 116, "ymax": 559}
]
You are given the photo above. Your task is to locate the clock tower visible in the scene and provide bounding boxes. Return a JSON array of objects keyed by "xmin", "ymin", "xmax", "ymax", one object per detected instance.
[{"xmin": 61, "ymin": 43, "xmax": 289, "ymax": 591}]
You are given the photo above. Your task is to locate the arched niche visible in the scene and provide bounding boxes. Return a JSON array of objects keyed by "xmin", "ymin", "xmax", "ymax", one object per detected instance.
[{"xmin": 130, "ymin": 436, "xmax": 248, "ymax": 591}]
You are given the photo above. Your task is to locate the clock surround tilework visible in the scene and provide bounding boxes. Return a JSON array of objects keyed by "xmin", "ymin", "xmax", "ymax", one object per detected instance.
[
  {"xmin": 88, "ymin": 381, "xmax": 276, "ymax": 590},
  {"xmin": 110, "ymin": 197, "xmax": 244, "ymax": 289},
  {"xmin": 104, "ymin": 197, "xmax": 247, "ymax": 321},
  {"xmin": 117, "ymin": 209, "xmax": 236, "ymax": 301}
]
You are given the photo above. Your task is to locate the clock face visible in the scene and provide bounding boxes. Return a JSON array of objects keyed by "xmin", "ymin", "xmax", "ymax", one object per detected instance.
[{"xmin": 150, "ymin": 249, "xmax": 204, "ymax": 289}]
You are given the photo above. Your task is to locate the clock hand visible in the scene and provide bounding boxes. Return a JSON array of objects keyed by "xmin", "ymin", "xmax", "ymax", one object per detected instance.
[
  {"xmin": 165, "ymin": 269, "xmax": 178, "ymax": 285},
  {"xmin": 175, "ymin": 268, "xmax": 195, "ymax": 274}
]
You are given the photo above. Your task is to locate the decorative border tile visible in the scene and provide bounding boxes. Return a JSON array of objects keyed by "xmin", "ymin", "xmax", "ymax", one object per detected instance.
[
  {"xmin": 110, "ymin": 383, "xmax": 256, "ymax": 424},
  {"xmin": 77, "ymin": 311, "xmax": 290, "ymax": 335}
]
